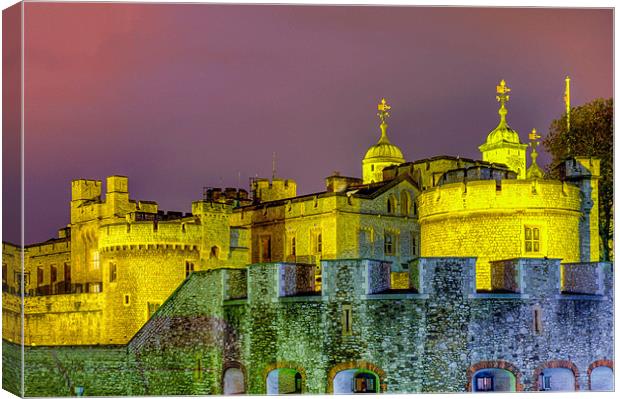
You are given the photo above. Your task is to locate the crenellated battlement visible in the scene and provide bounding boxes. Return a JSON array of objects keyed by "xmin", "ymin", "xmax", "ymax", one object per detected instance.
[
  {"xmin": 98, "ymin": 220, "xmax": 202, "ymax": 250},
  {"xmin": 218, "ymin": 257, "xmax": 612, "ymax": 304},
  {"xmin": 71, "ymin": 179, "xmax": 102, "ymax": 201},
  {"xmin": 418, "ymin": 179, "xmax": 582, "ymax": 219},
  {"xmin": 251, "ymin": 177, "xmax": 298, "ymax": 203}
]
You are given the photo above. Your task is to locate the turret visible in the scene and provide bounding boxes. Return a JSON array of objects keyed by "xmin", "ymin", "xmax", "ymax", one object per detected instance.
[
  {"xmin": 362, "ymin": 98, "xmax": 405, "ymax": 184},
  {"xmin": 479, "ymin": 80, "xmax": 527, "ymax": 179},
  {"xmin": 71, "ymin": 179, "xmax": 102, "ymax": 202},
  {"xmin": 192, "ymin": 199, "xmax": 234, "ymax": 268},
  {"xmin": 251, "ymin": 178, "xmax": 297, "ymax": 203},
  {"xmin": 106, "ymin": 176, "xmax": 130, "ymax": 214},
  {"xmin": 559, "ymin": 157, "xmax": 600, "ymax": 262}
]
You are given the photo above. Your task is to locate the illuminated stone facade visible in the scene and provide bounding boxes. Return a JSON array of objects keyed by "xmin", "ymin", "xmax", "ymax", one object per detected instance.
[{"xmin": 2, "ymin": 90, "xmax": 613, "ymax": 395}]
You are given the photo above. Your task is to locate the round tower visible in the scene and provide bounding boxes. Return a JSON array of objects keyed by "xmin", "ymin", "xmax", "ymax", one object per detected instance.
[{"xmin": 362, "ymin": 98, "xmax": 405, "ymax": 184}]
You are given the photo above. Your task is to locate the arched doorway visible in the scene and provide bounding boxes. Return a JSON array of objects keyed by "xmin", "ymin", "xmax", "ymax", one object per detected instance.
[
  {"xmin": 333, "ymin": 369, "xmax": 379, "ymax": 394},
  {"xmin": 472, "ymin": 368, "xmax": 516, "ymax": 392},
  {"xmin": 223, "ymin": 367, "xmax": 245, "ymax": 395},
  {"xmin": 266, "ymin": 368, "xmax": 303, "ymax": 394},
  {"xmin": 538, "ymin": 368, "xmax": 575, "ymax": 391},
  {"xmin": 590, "ymin": 366, "xmax": 613, "ymax": 391}
]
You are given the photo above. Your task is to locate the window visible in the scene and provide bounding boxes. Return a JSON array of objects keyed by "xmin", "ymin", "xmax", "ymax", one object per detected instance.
[
  {"xmin": 147, "ymin": 302, "xmax": 160, "ymax": 318},
  {"xmin": 387, "ymin": 196, "xmax": 396, "ymax": 214},
  {"xmin": 525, "ymin": 226, "xmax": 540, "ymax": 253},
  {"xmin": 210, "ymin": 246, "xmax": 219, "ymax": 259},
  {"xmin": 291, "ymin": 237, "xmax": 296, "ymax": 257},
  {"xmin": 109, "ymin": 263, "xmax": 117, "ymax": 283},
  {"xmin": 400, "ymin": 191, "xmax": 410, "ymax": 215},
  {"xmin": 342, "ymin": 304, "xmax": 352, "ymax": 335},
  {"xmin": 37, "ymin": 267, "xmax": 44, "ymax": 286},
  {"xmin": 384, "ymin": 233, "xmax": 394, "ymax": 256},
  {"xmin": 50, "ymin": 266, "xmax": 57, "ymax": 283},
  {"xmin": 3, "ymin": 263, "xmax": 7, "ymax": 285},
  {"xmin": 90, "ymin": 283, "xmax": 101, "ymax": 293},
  {"xmin": 411, "ymin": 232, "xmax": 417, "ymax": 256},
  {"xmin": 64, "ymin": 263, "xmax": 71, "ymax": 283},
  {"xmin": 540, "ymin": 374, "xmax": 551, "ymax": 391},
  {"xmin": 124, "ymin": 294, "xmax": 131, "ymax": 306},
  {"xmin": 316, "ymin": 233, "xmax": 322, "ymax": 253},
  {"xmin": 476, "ymin": 374, "xmax": 494, "ymax": 391},
  {"xmin": 185, "ymin": 261, "xmax": 194, "ymax": 278},
  {"xmin": 91, "ymin": 251, "xmax": 100, "ymax": 270},
  {"xmin": 260, "ymin": 236, "xmax": 272, "ymax": 262},
  {"xmin": 533, "ymin": 306, "xmax": 543, "ymax": 334}
]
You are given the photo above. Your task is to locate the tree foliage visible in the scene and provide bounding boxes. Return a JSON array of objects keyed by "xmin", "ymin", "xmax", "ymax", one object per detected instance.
[{"xmin": 543, "ymin": 98, "xmax": 613, "ymax": 261}]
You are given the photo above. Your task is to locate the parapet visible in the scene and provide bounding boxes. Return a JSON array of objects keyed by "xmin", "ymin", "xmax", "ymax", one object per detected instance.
[
  {"xmin": 418, "ymin": 179, "xmax": 581, "ymax": 218},
  {"xmin": 203, "ymin": 187, "xmax": 251, "ymax": 205},
  {"xmin": 438, "ymin": 165, "xmax": 517, "ymax": 186},
  {"xmin": 71, "ymin": 179, "xmax": 102, "ymax": 201},
  {"xmin": 98, "ymin": 220, "xmax": 202, "ymax": 250},
  {"xmin": 558, "ymin": 157, "xmax": 601, "ymax": 180},
  {"xmin": 106, "ymin": 175, "xmax": 128, "ymax": 194},
  {"xmin": 237, "ymin": 257, "xmax": 612, "ymax": 304},
  {"xmin": 251, "ymin": 177, "xmax": 297, "ymax": 203}
]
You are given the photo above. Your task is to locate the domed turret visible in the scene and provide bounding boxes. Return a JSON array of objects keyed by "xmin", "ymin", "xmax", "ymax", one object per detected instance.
[
  {"xmin": 478, "ymin": 80, "xmax": 527, "ymax": 179},
  {"xmin": 362, "ymin": 99, "xmax": 405, "ymax": 184}
]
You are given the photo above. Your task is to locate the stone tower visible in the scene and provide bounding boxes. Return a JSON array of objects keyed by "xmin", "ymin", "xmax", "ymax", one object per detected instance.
[
  {"xmin": 479, "ymin": 80, "xmax": 527, "ymax": 179},
  {"xmin": 362, "ymin": 98, "xmax": 405, "ymax": 184}
]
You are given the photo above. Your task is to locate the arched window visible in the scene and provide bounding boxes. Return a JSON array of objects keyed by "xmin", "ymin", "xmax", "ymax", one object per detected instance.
[
  {"xmin": 210, "ymin": 246, "xmax": 220, "ymax": 259},
  {"xmin": 387, "ymin": 196, "xmax": 396, "ymax": 214},
  {"xmin": 400, "ymin": 191, "xmax": 410, "ymax": 215}
]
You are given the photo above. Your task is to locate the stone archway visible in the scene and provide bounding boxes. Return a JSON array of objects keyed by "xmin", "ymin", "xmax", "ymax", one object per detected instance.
[
  {"xmin": 222, "ymin": 361, "xmax": 246, "ymax": 395},
  {"xmin": 466, "ymin": 360, "xmax": 523, "ymax": 392},
  {"xmin": 327, "ymin": 360, "xmax": 387, "ymax": 394},
  {"xmin": 263, "ymin": 361, "xmax": 307, "ymax": 394},
  {"xmin": 532, "ymin": 360, "xmax": 579, "ymax": 391},
  {"xmin": 587, "ymin": 359, "xmax": 614, "ymax": 391}
]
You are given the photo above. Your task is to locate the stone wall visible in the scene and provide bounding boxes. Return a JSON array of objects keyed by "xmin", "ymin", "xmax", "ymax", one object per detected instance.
[{"xmin": 7, "ymin": 257, "xmax": 613, "ymax": 396}]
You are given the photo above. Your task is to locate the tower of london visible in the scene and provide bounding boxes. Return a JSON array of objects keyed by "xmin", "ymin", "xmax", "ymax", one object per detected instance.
[{"xmin": 2, "ymin": 82, "xmax": 613, "ymax": 396}]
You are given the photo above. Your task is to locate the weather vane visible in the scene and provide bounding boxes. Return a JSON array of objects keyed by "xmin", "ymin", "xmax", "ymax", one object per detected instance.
[
  {"xmin": 377, "ymin": 98, "xmax": 391, "ymax": 124},
  {"xmin": 529, "ymin": 128, "xmax": 541, "ymax": 150},
  {"xmin": 496, "ymin": 79, "xmax": 511, "ymax": 105}
]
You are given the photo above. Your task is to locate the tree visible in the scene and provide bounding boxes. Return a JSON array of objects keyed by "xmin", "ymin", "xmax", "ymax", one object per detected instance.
[{"xmin": 543, "ymin": 98, "xmax": 613, "ymax": 261}]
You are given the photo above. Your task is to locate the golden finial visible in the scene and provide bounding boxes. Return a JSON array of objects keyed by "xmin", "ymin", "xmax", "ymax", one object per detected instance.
[
  {"xmin": 527, "ymin": 128, "xmax": 544, "ymax": 179},
  {"xmin": 495, "ymin": 80, "xmax": 511, "ymax": 126},
  {"xmin": 377, "ymin": 98, "xmax": 391, "ymax": 125}
]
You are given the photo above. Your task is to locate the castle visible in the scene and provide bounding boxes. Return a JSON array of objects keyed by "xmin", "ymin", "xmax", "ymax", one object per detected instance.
[{"xmin": 2, "ymin": 81, "xmax": 613, "ymax": 395}]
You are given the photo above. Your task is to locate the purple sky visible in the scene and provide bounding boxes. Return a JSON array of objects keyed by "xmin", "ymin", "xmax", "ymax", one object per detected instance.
[{"xmin": 6, "ymin": 3, "xmax": 615, "ymax": 244}]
